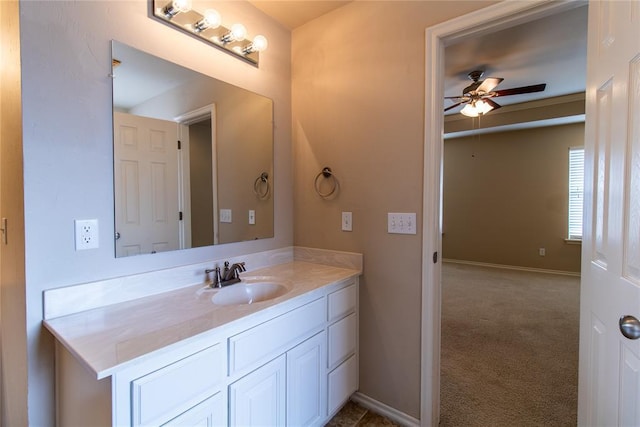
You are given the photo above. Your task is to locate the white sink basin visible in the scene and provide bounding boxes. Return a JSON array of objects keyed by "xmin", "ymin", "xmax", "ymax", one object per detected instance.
[{"xmin": 212, "ymin": 282, "xmax": 289, "ymax": 306}]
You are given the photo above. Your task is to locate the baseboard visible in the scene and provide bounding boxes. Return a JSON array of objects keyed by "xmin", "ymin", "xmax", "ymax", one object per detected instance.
[
  {"xmin": 350, "ymin": 392, "xmax": 420, "ymax": 427},
  {"xmin": 443, "ymin": 258, "xmax": 580, "ymax": 277}
]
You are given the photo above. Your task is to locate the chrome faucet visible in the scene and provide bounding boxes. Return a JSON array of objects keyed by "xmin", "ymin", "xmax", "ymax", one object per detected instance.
[
  {"xmin": 206, "ymin": 261, "xmax": 246, "ymax": 288},
  {"xmin": 221, "ymin": 261, "xmax": 246, "ymax": 286}
]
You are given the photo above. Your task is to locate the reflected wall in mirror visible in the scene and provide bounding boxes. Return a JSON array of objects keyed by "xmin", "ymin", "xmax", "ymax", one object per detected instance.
[{"xmin": 112, "ymin": 41, "xmax": 274, "ymax": 257}]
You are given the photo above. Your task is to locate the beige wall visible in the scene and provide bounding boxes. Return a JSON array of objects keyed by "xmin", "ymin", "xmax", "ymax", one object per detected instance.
[
  {"xmin": 292, "ymin": 0, "xmax": 497, "ymax": 418},
  {"xmin": 0, "ymin": 1, "xmax": 27, "ymax": 424},
  {"xmin": 443, "ymin": 123, "xmax": 584, "ymax": 273}
]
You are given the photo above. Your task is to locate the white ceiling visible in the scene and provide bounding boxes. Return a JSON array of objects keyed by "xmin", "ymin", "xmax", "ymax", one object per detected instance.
[{"xmin": 248, "ymin": 0, "xmax": 352, "ymax": 30}]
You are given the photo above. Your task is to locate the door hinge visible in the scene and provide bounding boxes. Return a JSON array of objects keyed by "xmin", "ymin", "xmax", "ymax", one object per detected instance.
[
  {"xmin": 433, "ymin": 251, "xmax": 438, "ymax": 264},
  {"xmin": 0, "ymin": 217, "xmax": 7, "ymax": 244},
  {"xmin": 177, "ymin": 140, "xmax": 181, "ymax": 150},
  {"xmin": 179, "ymin": 211, "xmax": 183, "ymax": 221}
]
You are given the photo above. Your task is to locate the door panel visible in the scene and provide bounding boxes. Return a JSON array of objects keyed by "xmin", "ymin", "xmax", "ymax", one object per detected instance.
[
  {"xmin": 114, "ymin": 112, "xmax": 179, "ymax": 256},
  {"xmin": 579, "ymin": 2, "xmax": 640, "ymax": 425}
]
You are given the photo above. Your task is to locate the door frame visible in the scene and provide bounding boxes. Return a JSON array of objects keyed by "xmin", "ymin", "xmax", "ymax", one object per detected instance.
[
  {"xmin": 174, "ymin": 104, "xmax": 219, "ymax": 247},
  {"xmin": 420, "ymin": 1, "xmax": 588, "ymax": 424}
]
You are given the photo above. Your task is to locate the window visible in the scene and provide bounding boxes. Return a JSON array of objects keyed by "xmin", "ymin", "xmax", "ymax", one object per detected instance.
[{"xmin": 568, "ymin": 147, "xmax": 584, "ymax": 240}]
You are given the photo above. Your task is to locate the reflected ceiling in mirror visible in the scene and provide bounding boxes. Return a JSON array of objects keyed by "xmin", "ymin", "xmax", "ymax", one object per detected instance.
[{"xmin": 111, "ymin": 41, "xmax": 274, "ymax": 258}]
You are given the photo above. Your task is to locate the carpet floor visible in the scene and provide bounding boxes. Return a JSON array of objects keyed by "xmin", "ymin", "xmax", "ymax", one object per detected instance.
[{"xmin": 440, "ymin": 262, "xmax": 580, "ymax": 427}]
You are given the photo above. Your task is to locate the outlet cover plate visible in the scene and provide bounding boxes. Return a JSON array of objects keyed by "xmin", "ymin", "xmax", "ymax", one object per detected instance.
[{"xmin": 75, "ymin": 219, "xmax": 99, "ymax": 250}]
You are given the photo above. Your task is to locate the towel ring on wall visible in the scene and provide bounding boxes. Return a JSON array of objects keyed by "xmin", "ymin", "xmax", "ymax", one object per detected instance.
[
  {"xmin": 253, "ymin": 172, "xmax": 270, "ymax": 199},
  {"xmin": 314, "ymin": 167, "xmax": 339, "ymax": 199}
]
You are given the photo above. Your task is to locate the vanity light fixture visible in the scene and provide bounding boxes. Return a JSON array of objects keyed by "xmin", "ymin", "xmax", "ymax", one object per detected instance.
[{"xmin": 152, "ymin": 0, "xmax": 268, "ymax": 66}]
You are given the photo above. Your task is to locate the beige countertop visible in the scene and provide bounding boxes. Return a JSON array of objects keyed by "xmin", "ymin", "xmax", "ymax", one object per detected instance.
[{"xmin": 44, "ymin": 261, "xmax": 360, "ymax": 379}]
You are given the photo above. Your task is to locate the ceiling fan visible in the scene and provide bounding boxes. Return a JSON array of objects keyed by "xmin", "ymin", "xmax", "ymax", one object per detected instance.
[{"xmin": 445, "ymin": 70, "xmax": 547, "ymax": 117}]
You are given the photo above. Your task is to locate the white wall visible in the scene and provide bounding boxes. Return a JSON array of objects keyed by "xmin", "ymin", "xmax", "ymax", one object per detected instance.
[{"xmin": 18, "ymin": 1, "xmax": 291, "ymax": 425}]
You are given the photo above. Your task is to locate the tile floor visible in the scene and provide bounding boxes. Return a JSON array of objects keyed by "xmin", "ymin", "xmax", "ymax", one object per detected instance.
[{"xmin": 325, "ymin": 400, "xmax": 399, "ymax": 426}]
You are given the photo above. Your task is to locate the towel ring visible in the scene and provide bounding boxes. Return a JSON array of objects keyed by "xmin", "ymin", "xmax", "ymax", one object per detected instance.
[
  {"xmin": 253, "ymin": 172, "xmax": 270, "ymax": 199},
  {"xmin": 314, "ymin": 167, "xmax": 338, "ymax": 198}
]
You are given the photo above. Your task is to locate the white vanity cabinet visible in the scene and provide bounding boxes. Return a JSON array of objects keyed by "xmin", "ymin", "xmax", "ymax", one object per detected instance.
[{"xmin": 51, "ymin": 271, "xmax": 359, "ymax": 427}]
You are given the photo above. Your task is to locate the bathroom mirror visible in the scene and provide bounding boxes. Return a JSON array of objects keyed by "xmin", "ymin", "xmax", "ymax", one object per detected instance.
[{"xmin": 112, "ymin": 41, "xmax": 274, "ymax": 257}]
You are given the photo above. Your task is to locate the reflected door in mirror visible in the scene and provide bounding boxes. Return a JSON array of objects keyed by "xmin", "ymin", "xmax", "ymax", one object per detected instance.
[{"xmin": 114, "ymin": 112, "xmax": 180, "ymax": 256}]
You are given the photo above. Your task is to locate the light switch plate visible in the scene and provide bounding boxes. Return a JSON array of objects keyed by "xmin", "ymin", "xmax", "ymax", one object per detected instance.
[
  {"xmin": 220, "ymin": 209, "xmax": 232, "ymax": 223},
  {"xmin": 387, "ymin": 213, "xmax": 417, "ymax": 235},
  {"xmin": 342, "ymin": 212, "xmax": 352, "ymax": 231}
]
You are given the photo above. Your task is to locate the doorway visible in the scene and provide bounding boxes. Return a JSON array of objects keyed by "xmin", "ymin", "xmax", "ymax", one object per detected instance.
[
  {"xmin": 175, "ymin": 104, "xmax": 218, "ymax": 248},
  {"xmin": 420, "ymin": 1, "xmax": 588, "ymax": 424}
]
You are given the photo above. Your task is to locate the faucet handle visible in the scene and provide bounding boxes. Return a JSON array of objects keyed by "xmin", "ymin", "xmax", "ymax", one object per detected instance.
[{"xmin": 205, "ymin": 267, "xmax": 222, "ymax": 288}]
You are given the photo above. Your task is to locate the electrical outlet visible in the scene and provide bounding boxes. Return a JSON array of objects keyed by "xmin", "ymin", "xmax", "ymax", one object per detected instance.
[
  {"xmin": 539, "ymin": 247, "xmax": 546, "ymax": 256},
  {"xmin": 249, "ymin": 210, "xmax": 255, "ymax": 225},
  {"xmin": 75, "ymin": 219, "xmax": 99, "ymax": 250},
  {"xmin": 342, "ymin": 212, "xmax": 352, "ymax": 231}
]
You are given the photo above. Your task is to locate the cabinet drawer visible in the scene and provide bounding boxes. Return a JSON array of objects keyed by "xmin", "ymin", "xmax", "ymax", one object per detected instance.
[
  {"xmin": 327, "ymin": 283, "xmax": 356, "ymax": 323},
  {"xmin": 132, "ymin": 344, "xmax": 225, "ymax": 426},
  {"xmin": 229, "ymin": 297, "xmax": 325, "ymax": 376},
  {"xmin": 327, "ymin": 354, "xmax": 358, "ymax": 416},
  {"xmin": 327, "ymin": 312, "xmax": 357, "ymax": 370}
]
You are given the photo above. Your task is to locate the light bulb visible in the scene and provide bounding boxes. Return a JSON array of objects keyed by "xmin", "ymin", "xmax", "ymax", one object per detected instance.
[
  {"xmin": 230, "ymin": 24, "xmax": 247, "ymax": 41},
  {"xmin": 162, "ymin": 0, "xmax": 192, "ymax": 19},
  {"xmin": 243, "ymin": 35, "xmax": 268, "ymax": 54},
  {"xmin": 172, "ymin": 0, "xmax": 192, "ymax": 12},
  {"xmin": 194, "ymin": 8, "xmax": 221, "ymax": 32},
  {"xmin": 251, "ymin": 35, "xmax": 268, "ymax": 52}
]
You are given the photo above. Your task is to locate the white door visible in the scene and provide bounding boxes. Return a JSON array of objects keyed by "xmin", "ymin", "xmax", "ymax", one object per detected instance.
[
  {"xmin": 578, "ymin": 1, "xmax": 640, "ymax": 425},
  {"xmin": 113, "ymin": 112, "xmax": 180, "ymax": 257}
]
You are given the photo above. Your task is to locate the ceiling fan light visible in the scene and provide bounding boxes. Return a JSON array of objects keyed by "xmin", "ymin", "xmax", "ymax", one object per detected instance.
[
  {"xmin": 460, "ymin": 104, "xmax": 479, "ymax": 117},
  {"xmin": 475, "ymin": 99, "xmax": 494, "ymax": 115}
]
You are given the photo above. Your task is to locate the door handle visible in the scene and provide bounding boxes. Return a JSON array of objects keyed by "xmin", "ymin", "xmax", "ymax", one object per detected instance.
[{"xmin": 619, "ymin": 315, "xmax": 640, "ymax": 340}]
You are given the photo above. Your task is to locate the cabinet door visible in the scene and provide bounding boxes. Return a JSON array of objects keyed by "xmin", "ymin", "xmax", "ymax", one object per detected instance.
[
  {"xmin": 229, "ymin": 355, "xmax": 286, "ymax": 427},
  {"xmin": 162, "ymin": 392, "xmax": 226, "ymax": 427},
  {"xmin": 327, "ymin": 354, "xmax": 358, "ymax": 417},
  {"xmin": 287, "ymin": 332, "xmax": 326, "ymax": 427}
]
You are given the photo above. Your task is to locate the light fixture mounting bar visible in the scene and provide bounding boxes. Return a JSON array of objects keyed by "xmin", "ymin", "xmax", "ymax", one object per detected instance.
[{"xmin": 150, "ymin": 0, "xmax": 262, "ymax": 66}]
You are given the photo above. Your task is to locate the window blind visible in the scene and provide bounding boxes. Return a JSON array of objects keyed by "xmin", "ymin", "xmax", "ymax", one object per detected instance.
[{"xmin": 568, "ymin": 147, "xmax": 584, "ymax": 240}]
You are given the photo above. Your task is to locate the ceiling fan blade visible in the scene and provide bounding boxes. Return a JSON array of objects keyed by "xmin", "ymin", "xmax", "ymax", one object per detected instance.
[
  {"xmin": 444, "ymin": 102, "xmax": 463, "ymax": 112},
  {"xmin": 475, "ymin": 77, "xmax": 504, "ymax": 94},
  {"xmin": 483, "ymin": 98, "xmax": 502, "ymax": 111},
  {"xmin": 493, "ymin": 83, "xmax": 546, "ymax": 97}
]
